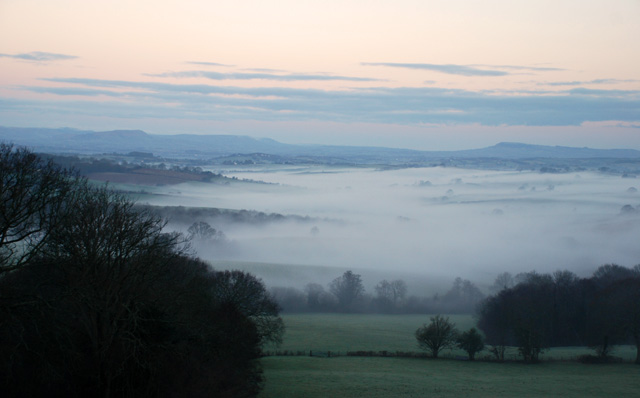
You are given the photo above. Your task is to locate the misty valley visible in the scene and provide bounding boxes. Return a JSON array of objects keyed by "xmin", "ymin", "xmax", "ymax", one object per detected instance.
[{"xmin": 135, "ymin": 164, "xmax": 640, "ymax": 291}]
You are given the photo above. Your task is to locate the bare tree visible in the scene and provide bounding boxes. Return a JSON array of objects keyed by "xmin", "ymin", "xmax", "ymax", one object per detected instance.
[
  {"xmin": 0, "ymin": 143, "xmax": 79, "ymax": 274},
  {"xmin": 375, "ymin": 279, "xmax": 407, "ymax": 306},
  {"xmin": 43, "ymin": 184, "xmax": 183, "ymax": 396},
  {"xmin": 305, "ymin": 283, "xmax": 329, "ymax": 311},
  {"xmin": 415, "ymin": 315, "xmax": 458, "ymax": 358},
  {"xmin": 592, "ymin": 264, "xmax": 636, "ymax": 288},
  {"xmin": 187, "ymin": 221, "xmax": 225, "ymax": 242},
  {"xmin": 490, "ymin": 272, "xmax": 514, "ymax": 293},
  {"xmin": 441, "ymin": 277, "xmax": 484, "ymax": 313}
]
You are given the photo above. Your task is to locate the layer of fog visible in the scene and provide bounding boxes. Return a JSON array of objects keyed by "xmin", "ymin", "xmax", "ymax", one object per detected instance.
[{"xmin": 140, "ymin": 166, "xmax": 640, "ymax": 289}]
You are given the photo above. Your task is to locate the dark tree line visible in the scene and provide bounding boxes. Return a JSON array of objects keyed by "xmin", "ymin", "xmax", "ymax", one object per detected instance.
[
  {"xmin": 478, "ymin": 267, "xmax": 640, "ymax": 363},
  {"xmin": 40, "ymin": 153, "xmax": 224, "ymax": 181},
  {"xmin": 141, "ymin": 204, "xmax": 313, "ymax": 227},
  {"xmin": 271, "ymin": 271, "xmax": 484, "ymax": 314},
  {"xmin": 0, "ymin": 144, "xmax": 282, "ymax": 397}
]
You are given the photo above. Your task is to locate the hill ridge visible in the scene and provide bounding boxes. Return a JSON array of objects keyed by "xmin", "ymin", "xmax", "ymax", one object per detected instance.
[{"xmin": 1, "ymin": 126, "xmax": 639, "ymax": 161}]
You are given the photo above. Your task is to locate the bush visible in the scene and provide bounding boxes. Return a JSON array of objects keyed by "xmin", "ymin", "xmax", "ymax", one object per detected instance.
[{"xmin": 456, "ymin": 328, "xmax": 485, "ymax": 360}]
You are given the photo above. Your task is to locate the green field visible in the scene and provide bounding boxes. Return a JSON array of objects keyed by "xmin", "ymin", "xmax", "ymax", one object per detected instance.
[
  {"xmin": 259, "ymin": 314, "xmax": 640, "ymax": 397},
  {"xmin": 271, "ymin": 313, "xmax": 636, "ymax": 360},
  {"xmin": 270, "ymin": 313, "xmax": 476, "ymax": 355},
  {"xmin": 260, "ymin": 356, "xmax": 640, "ymax": 398}
]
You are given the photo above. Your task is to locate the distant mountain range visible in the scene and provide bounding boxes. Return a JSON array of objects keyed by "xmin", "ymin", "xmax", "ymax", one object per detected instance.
[{"xmin": 2, "ymin": 126, "xmax": 640, "ymax": 163}]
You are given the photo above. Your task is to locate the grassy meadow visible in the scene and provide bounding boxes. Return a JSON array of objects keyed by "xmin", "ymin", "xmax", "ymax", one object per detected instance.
[
  {"xmin": 270, "ymin": 313, "xmax": 476, "ymax": 354},
  {"xmin": 259, "ymin": 356, "xmax": 640, "ymax": 398},
  {"xmin": 260, "ymin": 314, "xmax": 640, "ymax": 397},
  {"xmin": 271, "ymin": 313, "xmax": 636, "ymax": 360}
]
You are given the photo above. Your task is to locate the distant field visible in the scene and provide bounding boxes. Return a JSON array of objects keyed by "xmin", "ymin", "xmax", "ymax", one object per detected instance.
[
  {"xmin": 272, "ymin": 313, "xmax": 637, "ymax": 361},
  {"xmin": 272, "ymin": 313, "xmax": 475, "ymax": 354},
  {"xmin": 261, "ymin": 314, "xmax": 639, "ymax": 397},
  {"xmin": 259, "ymin": 356, "xmax": 640, "ymax": 398}
]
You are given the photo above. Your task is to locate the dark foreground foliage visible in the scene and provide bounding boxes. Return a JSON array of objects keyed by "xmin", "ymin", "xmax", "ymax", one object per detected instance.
[{"xmin": 0, "ymin": 144, "xmax": 283, "ymax": 397}]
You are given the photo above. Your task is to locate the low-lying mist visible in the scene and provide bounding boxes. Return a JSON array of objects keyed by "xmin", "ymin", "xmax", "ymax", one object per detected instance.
[{"xmin": 139, "ymin": 165, "xmax": 640, "ymax": 290}]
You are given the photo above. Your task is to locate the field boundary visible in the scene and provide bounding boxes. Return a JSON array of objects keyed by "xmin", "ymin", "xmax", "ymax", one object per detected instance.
[{"xmin": 262, "ymin": 349, "xmax": 635, "ymax": 364}]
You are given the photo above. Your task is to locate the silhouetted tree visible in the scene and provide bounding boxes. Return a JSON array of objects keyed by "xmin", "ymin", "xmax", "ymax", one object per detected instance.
[
  {"xmin": 510, "ymin": 277, "xmax": 555, "ymax": 362},
  {"xmin": 187, "ymin": 221, "xmax": 225, "ymax": 242},
  {"xmin": 457, "ymin": 328, "xmax": 485, "ymax": 360},
  {"xmin": 373, "ymin": 279, "xmax": 407, "ymax": 312},
  {"xmin": 609, "ymin": 278, "xmax": 640, "ymax": 364},
  {"xmin": 304, "ymin": 283, "xmax": 335, "ymax": 312},
  {"xmin": 589, "ymin": 276, "xmax": 640, "ymax": 363},
  {"xmin": 441, "ymin": 277, "xmax": 484, "ymax": 313},
  {"xmin": 0, "ymin": 143, "xmax": 79, "ymax": 275},
  {"xmin": 415, "ymin": 315, "xmax": 458, "ymax": 358},
  {"xmin": 477, "ymin": 290, "xmax": 514, "ymax": 361},
  {"xmin": 490, "ymin": 272, "xmax": 514, "ymax": 293},
  {"xmin": 551, "ymin": 270, "xmax": 586, "ymax": 346},
  {"xmin": 329, "ymin": 270, "xmax": 364, "ymax": 311},
  {"xmin": 592, "ymin": 264, "xmax": 636, "ymax": 288},
  {"xmin": 585, "ymin": 265, "xmax": 637, "ymax": 359},
  {"xmin": 270, "ymin": 286, "xmax": 307, "ymax": 312},
  {"xmin": 41, "ymin": 184, "xmax": 183, "ymax": 395},
  {"xmin": 375, "ymin": 279, "xmax": 407, "ymax": 304}
]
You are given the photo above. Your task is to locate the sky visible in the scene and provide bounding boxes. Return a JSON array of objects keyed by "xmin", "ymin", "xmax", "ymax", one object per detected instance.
[{"xmin": 1, "ymin": 0, "xmax": 639, "ymax": 150}]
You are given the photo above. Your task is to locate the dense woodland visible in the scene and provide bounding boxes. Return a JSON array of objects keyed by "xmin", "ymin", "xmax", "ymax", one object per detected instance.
[
  {"xmin": 478, "ymin": 266, "xmax": 640, "ymax": 363},
  {"xmin": 0, "ymin": 144, "xmax": 283, "ymax": 397}
]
